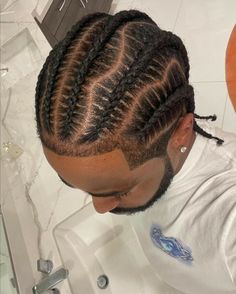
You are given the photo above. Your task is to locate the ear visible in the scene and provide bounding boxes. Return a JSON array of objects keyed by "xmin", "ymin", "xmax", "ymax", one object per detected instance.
[{"xmin": 168, "ymin": 113, "xmax": 195, "ymax": 151}]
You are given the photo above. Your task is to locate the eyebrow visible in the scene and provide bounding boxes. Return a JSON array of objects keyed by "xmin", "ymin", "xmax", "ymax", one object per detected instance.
[{"xmin": 58, "ymin": 174, "xmax": 131, "ymax": 197}]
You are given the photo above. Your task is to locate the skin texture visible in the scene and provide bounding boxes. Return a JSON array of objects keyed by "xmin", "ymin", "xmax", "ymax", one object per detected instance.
[{"xmin": 43, "ymin": 113, "xmax": 196, "ymax": 215}]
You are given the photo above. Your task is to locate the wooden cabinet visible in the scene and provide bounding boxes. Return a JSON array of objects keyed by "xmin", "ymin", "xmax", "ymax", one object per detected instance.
[{"xmin": 34, "ymin": 0, "xmax": 112, "ymax": 48}]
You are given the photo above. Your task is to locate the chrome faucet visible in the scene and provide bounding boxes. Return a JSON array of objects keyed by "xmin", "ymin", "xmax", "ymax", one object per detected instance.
[{"xmin": 32, "ymin": 267, "xmax": 69, "ymax": 294}]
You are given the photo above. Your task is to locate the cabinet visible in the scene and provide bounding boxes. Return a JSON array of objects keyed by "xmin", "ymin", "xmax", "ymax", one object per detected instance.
[{"xmin": 34, "ymin": 0, "xmax": 112, "ymax": 48}]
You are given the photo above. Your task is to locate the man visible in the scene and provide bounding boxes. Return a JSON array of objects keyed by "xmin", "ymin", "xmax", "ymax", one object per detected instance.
[{"xmin": 35, "ymin": 9, "xmax": 236, "ymax": 293}]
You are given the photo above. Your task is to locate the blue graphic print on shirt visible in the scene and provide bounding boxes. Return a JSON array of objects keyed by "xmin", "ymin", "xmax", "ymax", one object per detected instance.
[{"xmin": 150, "ymin": 223, "xmax": 194, "ymax": 265}]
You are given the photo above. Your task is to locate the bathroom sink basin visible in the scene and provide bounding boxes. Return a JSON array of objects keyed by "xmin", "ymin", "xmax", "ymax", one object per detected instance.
[{"xmin": 53, "ymin": 202, "xmax": 163, "ymax": 294}]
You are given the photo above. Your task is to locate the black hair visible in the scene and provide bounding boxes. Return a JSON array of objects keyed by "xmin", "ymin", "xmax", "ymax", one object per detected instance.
[{"xmin": 35, "ymin": 10, "xmax": 224, "ymax": 170}]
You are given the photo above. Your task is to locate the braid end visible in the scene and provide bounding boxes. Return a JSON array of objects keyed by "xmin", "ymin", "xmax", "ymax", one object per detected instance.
[
  {"xmin": 194, "ymin": 113, "xmax": 217, "ymax": 121},
  {"xmin": 216, "ymin": 138, "xmax": 224, "ymax": 145}
]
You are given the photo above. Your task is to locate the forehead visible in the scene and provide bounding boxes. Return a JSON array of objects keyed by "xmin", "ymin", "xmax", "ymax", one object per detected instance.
[{"xmin": 43, "ymin": 146, "xmax": 164, "ymax": 191}]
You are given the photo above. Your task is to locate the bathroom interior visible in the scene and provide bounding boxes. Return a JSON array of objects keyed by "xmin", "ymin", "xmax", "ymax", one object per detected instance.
[{"xmin": 0, "ymin": 0, "xmax": 236, "ymax": 293}]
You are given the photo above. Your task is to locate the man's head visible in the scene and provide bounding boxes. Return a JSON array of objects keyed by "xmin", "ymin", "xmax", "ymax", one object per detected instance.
[{"xmin": 35, "ymin": 10, "xmax": 223, "ymax": 215}]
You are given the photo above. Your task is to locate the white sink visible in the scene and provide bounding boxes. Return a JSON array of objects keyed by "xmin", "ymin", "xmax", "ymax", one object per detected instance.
[{"xmin": 53, "ymin": 202, "xmax": 163, "ymax": 294}]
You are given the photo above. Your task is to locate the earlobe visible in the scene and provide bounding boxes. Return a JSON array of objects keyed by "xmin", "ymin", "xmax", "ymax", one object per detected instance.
[{"xmin": 168, "ymin": 113, "xmax": 194, "ymax": 151}]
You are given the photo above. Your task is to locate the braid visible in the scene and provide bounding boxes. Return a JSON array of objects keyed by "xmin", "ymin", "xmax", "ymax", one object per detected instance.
[
  {"xmin": 134, "ymin": 84, "xmax": 194, "ymax": 143},
  {"xmin": 193, "ymin": 115, "xmax": 224, "ymax": 145},
  {"xmin": 35, "ymin": 9, "xmax": 224, "ymax": 170},
  {"xmin": 194, "ymin": 113, "xmax": 217, "ymax": 121},
  {"xmin": 35, "ymin": 52, "xmax": 53, "ymax": 134}
]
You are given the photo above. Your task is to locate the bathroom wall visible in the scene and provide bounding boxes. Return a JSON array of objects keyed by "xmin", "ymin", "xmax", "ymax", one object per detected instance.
[{"xmin": 0, "ymin": 1, "xmax": 235, "ymax": 293}]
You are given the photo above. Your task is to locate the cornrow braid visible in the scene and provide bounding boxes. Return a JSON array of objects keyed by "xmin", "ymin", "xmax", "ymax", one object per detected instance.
[
  {"xmin": 35, "ymin": 53, "xmax": 51, "ymax": 134},
  {"xmin": 35, "ymin": 9, "xmax": 224, "ymax": 170},
  {"xmin": 133, "ymin": 84, "xmax": 194, "ymax": 144}
]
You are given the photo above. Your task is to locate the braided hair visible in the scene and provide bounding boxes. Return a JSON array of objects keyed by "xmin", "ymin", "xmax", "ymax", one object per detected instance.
[{"xmin": 35, "ymin": 10, "xmax": 224, "ymax": 170}]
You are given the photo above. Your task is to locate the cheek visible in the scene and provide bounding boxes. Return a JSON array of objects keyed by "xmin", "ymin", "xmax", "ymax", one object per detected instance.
[{"xmin": 120, "ymin": 167, "xmax": 165, "ymax": 207}]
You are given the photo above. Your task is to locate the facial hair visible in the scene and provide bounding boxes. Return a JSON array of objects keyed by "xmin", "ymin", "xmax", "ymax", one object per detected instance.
[{"xmin": 109, "ymin": 154, "xmax": 174, "ymax": 216}]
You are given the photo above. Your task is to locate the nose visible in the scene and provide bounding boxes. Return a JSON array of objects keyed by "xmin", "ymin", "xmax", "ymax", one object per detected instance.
[{"xmin": 92, "ymin": 196, "xmax": 120, "ymax": 213}]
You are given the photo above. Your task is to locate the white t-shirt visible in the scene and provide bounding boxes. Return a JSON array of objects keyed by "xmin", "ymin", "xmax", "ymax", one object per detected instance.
[{"xmin": 129, "ymin": 119, "xmax": 236, "ymax": 294}]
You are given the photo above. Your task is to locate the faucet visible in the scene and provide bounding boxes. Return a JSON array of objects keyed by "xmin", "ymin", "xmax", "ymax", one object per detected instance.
[{"xmin": 32, "ymin": 267, "xmax": 69, "ymax": 294}]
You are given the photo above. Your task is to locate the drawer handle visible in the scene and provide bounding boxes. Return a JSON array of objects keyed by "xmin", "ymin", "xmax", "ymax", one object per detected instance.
[
  {"xmin": 58, "ymin": 0, "xmax": 66, "ymax": 11},
  {"xmin": 80, "ymin": 0, "xmax": 86, "ymax": 8}
]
